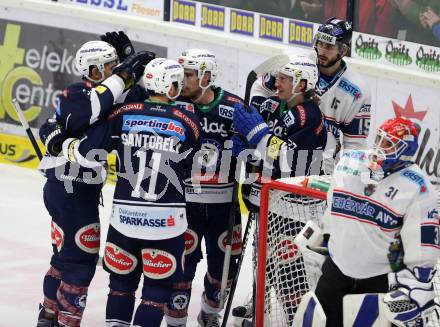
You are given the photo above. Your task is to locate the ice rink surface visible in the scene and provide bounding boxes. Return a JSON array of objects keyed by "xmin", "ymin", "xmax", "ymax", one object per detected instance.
[{"xmin": 0, "ymin": 163, "xmax": 253, "ymax": 327}]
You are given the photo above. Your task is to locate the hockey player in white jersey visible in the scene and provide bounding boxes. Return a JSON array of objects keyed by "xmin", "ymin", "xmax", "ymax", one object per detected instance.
[
  {"xmin": 314, "ymin": 117, "xmax": 439, "ymax": 326},
  {"xmin": 250, "ymin": 18, "xmax": 371, "ymax": 174}
]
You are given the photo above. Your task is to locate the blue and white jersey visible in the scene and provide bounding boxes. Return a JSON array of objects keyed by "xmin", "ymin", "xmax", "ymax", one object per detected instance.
[
  {"xmin": 324, "ymin": 150, "xmax": 439, "ymax": 279},
  {"xmin": 63, "ymin": 100, "xmax": 202, "ymax": 240}
]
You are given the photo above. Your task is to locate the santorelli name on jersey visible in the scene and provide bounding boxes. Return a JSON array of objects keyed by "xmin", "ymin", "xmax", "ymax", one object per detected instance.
[
  {"xmin": 122, "ymin": 115, "xmax": 186, "ymax": 141},
  {"xmin": 121, "ymin": 134, "xmax": 182, "ymax": 153}
]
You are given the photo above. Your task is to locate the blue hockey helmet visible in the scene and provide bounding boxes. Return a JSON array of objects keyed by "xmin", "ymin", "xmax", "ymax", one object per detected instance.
[{"xmin": 315, "ymin": 18, "xmax": 353, "ymax": 47}]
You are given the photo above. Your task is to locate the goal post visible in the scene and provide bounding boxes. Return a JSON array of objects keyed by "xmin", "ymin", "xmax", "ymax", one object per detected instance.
[{"xmin": 255, "ymin": 177, "xmax": 328, "ymax": 327}]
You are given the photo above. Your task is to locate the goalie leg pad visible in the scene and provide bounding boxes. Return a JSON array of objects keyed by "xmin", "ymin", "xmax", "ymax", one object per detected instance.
[
  {"xmin": 343, "ymin": 294, "xmax": 391, "ymax": 327},
  {"xmin": 292, "ymin": 291, "xmax": 326, "ymax": 327}
]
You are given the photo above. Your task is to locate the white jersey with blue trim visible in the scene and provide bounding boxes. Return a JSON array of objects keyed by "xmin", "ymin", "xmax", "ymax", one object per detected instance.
[
  {"xmin": 324, "ymin": 151, "xmax": 439, "ymax": 279},
  {"xmin": 317, "ymin": 63, "xmax": 371, "ymax": 153}
]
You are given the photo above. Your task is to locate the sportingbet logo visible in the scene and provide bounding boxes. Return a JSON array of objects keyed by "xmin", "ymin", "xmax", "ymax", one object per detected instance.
[{"xmin": 123, "ymin": 115, "xmax": 186, "ymax": 140}]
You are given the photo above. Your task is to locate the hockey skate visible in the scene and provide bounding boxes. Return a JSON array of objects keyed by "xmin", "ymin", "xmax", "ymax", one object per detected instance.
[
  {"xmin": 197, "ymin": 310, "xmax": 221, "ymax": 327},
  {"xmin": 231, "ymin": 299, "xmax": 253, "ymax": 327},
  {"xmin": 36, "ymin": 304, "xmax": 58, "ymax": 327}
]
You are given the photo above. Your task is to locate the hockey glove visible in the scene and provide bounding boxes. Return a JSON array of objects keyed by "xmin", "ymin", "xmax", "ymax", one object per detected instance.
[
  {"xmin": 232, "ymin": 134, "xmax": 248, "ymax": 157},
  {"xmin": 100, "ymin": 31, "xmax": 135, "ymax": 61},
  {"xmin": 383, "ymin": 267, "xmax": 436, "ymax": 327},
  {"xmin": 113, "ymin": 51, "xmax": 156, "ymax": 89},
  {"xmin": 39, "ymin": 118, "xmax": 66, "ymax": 156},
  {"xmin": 233, "ymin": 103, "xmax": 269, "ymax": 147}
]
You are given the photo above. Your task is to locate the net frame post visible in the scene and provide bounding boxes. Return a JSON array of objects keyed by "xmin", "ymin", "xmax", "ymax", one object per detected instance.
[{"xmin": 255, "ymin": 180, "xmax": 327, "ymax": 327}]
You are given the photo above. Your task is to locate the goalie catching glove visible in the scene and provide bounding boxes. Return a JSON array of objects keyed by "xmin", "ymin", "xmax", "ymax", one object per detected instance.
[{"xmin": 382, "ymin": 267, "xmax": 436, "ymax": 327}]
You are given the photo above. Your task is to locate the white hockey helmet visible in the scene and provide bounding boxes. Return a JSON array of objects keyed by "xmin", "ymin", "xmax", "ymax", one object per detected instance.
[
  {"xmin": 142, "ymin": 58, "xmax": 184, "ymax": 100},
  {"xmin": 75, "ymin": 40, "xmax": 118, "ymax": 83},
  {"xmin": 278, "ymin": 55, "xmax": 318, "ymax": 98},
  {"xmin": 178, "ymin": 49, "xmax": 218, "ymax": 85}
]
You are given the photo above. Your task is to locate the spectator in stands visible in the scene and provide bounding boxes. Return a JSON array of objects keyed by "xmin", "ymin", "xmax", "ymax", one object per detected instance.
[
  {"xmin": 420, "ymin": 7, "xmax": 440, "ymax": 43},
  {"xmin": 391, "ymin": 0, "xmax": 440, "ymax": 45},
  {"xmin": 356, "ymin": 0, "xmax": 402, "ymax": 38}
]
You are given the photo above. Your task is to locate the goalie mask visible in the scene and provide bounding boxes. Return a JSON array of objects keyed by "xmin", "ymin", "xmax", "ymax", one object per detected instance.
[
  {"xmin": 372, "ymin": 117, "xmax": 419, "ymax": 173},
  {"xmin": 178, "ymin": 49, "xmax": 218, "ymax": 92},
  {"xmin": 75, "ymin": 40, "xmax": 118, "ymax": 84},
  {"xmin": 142, "ymin": 58, "xmax": 184, "ymax": 100},
  {"xmin": 277, "ymin": 55, "xmax": 318, "ymax": 102}
]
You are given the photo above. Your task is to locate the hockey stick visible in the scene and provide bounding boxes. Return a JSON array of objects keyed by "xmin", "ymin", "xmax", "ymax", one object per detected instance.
[
  {"xmin": 244, "ymin": 53, "xmax": 290, "ymax": 104},
  {"xmin": 221, "ymin": 210, "xmax": 254, "ymax": 327},
  {"xmin": 12, "ymin": 98, "xmax": 43, "ymax": 160},
  {"xmin": 220, "ymin": 54, "xmax": 290, "ymax": 324}
]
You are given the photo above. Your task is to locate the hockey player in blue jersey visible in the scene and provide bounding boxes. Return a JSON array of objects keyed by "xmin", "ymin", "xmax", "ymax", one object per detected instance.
[
  {"xmin": 231, "ymin": 55, "xmax": 327, "ymax": 325},
  {"xmin": 175, "ymin": 49, "xmax": 244, "ymax": 326},
  {"xmin": 61, "ymin": 58, "xmax": 201, "ymax": 327},
  {"xmin": 36, "ymin": 33, "xmax": 154, "ymax": 327}
]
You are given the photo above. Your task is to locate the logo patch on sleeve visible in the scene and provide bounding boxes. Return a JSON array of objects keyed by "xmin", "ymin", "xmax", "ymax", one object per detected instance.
[
  {"xmin": 104, "ymin": 242, "xmax": 137, "ymax": 274},
  {"xmin": 51, "ymin": 221, "xmax": 64, "ymax": 252},
  {"xmin": 75, "ymin": 223, "xmax": 100, "ymax": 254},
  {"xmin": 142, "ymin": 249, "xmax": 177, "ymax": 279}
]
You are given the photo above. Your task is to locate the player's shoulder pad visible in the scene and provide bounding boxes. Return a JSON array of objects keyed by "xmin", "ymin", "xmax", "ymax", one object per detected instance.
[
  {"xmin": 125, "ymin": 85, "xmax": 149, "ymax": 103},
  {"xmin": 338, "ymin": 68, "xmax": 370, "ymax": 101},
  {"xmin": 170, "ymin": 107, "xmax": 202, "ymax": 141},
  {"xmin": 399, "ymin": 164, "xmax": 432, "ymax": 195},
  {"xmin": 59, "ymin": 81, "xmax": 94, "ymax": 101},
  {"xmin": 221, "ymin": 89, "xmax": 245, "ymax": 107},
  {"xmin": 260, "ymin": 96, "xmax": 281, "ymax": 114},
  {"xmin": 107, "ymin": 102, "xmax": 145, "ymax": 120},
  {"xmin": 174, "ymin": 100, "xmax": 196, "ymax": 114}
]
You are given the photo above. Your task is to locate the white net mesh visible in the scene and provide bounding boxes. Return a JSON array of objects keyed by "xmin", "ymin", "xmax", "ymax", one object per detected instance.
[
  {"xmin": 255, "ymin": 176, "xmax": 440, "ymax": 327},
  {"xmin": 256, "ymin": 176, "xmax": 328, "ymax": 326}
]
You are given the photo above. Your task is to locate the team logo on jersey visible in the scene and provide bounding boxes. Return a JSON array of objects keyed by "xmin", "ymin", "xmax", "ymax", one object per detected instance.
[
  {"xmin": 122, "ymin": 115, "xmax": 186, "ymax": 141},
  {"xmin": 401, "ymin": 170, "xmax": 427, "ymax": 193},
  {"xmin": 170, "ymin": 292, "xmax": 189, "ymax": 310},
  {"xmin": 270, "ymin": 238, "xmax": 299, "ymax": 264},
  {"xmin": 338, "ymin": 78, "xmax": 361, "ymax": 100},
  {"xmin": 282, "ymin": 111, "xmax": 296, "ymax": 127},
  {"xmin": 197, "ymin": 139, "xmax": 222, "ymax": 168},
  {"xmin": 218, "ymin": 224, "xmax": 242, "ymax": 256},
  {"xmin": 74, "ymin": 223, "xmax": 100, "ymax": 254},
  {"xmin": 175, "ymin": 101, "xmax": 195, "ymax": 113},
  {"xmin": 142, "ymin": 249, "xmax": 177, "ymax": 279},
  {"xmin": 104, "ymin": 242, "xmax": 137, "ymax": 274},
  {"xmin": 184, "ymin": 229, "xmax": 198, "ymax": 255},
  {"xmin": 260, "ymin": 99, "xmax": 279, "ymax": 113},
  {"xmin": 218, "ymin": 105, "xmax": 234, "ymax": 120},
  {"xmin": 428, "ymin": 208, "xmax": 439, "ymax": 220},
  {"xmin": 201, "ymin": 117, "xmax": 228, "ymax": 137},
  {"xmin": 51, "ymin": 221, "xmax": 64, "ymax": 252}
]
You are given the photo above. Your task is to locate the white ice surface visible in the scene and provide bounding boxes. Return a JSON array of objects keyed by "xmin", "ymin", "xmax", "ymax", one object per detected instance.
[{"xmin": 0, "ymin": 163, "xmax": 253, "ymax": 327}]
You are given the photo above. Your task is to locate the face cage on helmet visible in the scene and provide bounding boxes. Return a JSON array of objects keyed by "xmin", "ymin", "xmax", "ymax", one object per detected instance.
[{"xmin": 373, "ymin": 129, "xmax": 409, "ymax": 162}]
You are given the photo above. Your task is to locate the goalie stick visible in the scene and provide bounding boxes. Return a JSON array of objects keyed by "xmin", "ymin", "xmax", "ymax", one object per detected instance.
[
  {"xmin": 220, "ymin": 54, "xmax": 290, "ymax": 326},
  {"xmin": 12, "ymin": 98, "xmax": 43, "ymax": 160}
]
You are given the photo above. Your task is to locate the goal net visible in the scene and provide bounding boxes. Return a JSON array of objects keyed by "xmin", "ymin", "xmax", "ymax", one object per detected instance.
[{"xmin": 254, "ymin": 176, "xmax": 440, "ymax": 327}]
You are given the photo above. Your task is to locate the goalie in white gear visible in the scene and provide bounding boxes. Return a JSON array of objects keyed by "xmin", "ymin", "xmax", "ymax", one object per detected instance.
[{"xmin": 314, "ymin": 117, "xmax": 439, "ymax": 327}]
